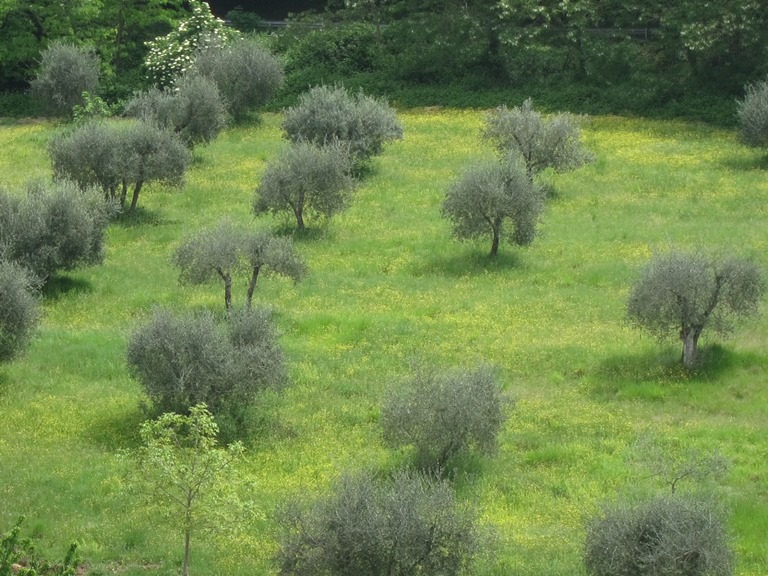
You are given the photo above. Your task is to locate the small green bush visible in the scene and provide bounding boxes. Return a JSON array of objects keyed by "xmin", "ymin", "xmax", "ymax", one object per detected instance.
[
  {"xmin": 194, "ymin": 38, "xmax": 284, "ymax": 123},
  {"xmin": 584, "ymin": 494, "xmax": 732, "ymax": 576},
  {"xmin": 0, "ymin": 181, "xmax": 111, "ymax": 283},
  {"xmin": 254, "ymin": 141, "xmax": 354, "ymax": 231},
  {"xmin": 282, "ymin": 84, "xmax": 403, "ymax": 163},
  {"xmin": 0, "ymin": 260, "xmax": 39, "ymax": 363},
  {"xmin": 0, "ymin": 516, "xmax": 79, "ymax": 575},
  {"xmin": 382, "ymin": 364, "xmax": 510, "ymax": 471},
  {"xmin": 126, "ymin": 307, "xmax": 288, "ymax": 439},
  {"xmin": 737, "ymin": 78, "xmax": 768, "ymax": 149},
  {"xmin": 277, "ymin": 469, "xmax": 478, "ymax": 576},
  {"xmin": 30, "ymin": 40, "xmax": 101, "ymax": 118}
]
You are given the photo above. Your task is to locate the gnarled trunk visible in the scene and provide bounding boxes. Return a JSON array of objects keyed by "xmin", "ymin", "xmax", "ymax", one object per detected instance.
[
  {"xmin": 246, "ymin": 265, "xmax": 261, "ymax": 309},
  {"xmin": 681, "ymin": 327, "xmax": 702, "ymax": 368}
]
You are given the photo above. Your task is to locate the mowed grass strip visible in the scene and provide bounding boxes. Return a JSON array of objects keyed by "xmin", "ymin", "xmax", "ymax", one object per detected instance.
[{"xmin": 0, "ymin": 110, "xmax": 766, "ymax": 575}]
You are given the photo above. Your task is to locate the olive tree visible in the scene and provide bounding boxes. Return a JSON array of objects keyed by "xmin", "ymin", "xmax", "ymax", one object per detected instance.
[
  {"xmin": 584, "ymin": 494, "xmax": 732, "ymax": 576},
  {"xmin": 277, "ymin": 469, "xmax": 477, "ymax": 576},
  {"xmin": 483, "ymin": 98, "xmax": 594, "ymax": 183},
  {"xmin": 254, "ymin": 141, "xmax": 354, "ymax": 231},
  {"xmin": 441, "ymin": 152, "xmax": 544, "ymax": 257},
  {"xmin": 282, "ymin": 84, "xmax": 403, "ymax": 164},
  {"xmin": 50, "ymin": 119, "xmax": 190, "ymax": 211},
  {"xmin": 194, "ymin": 38, "xmax": 284, "ymax": 123},
  {"xmin": 124, "ymin": 74, "xmax": 228, "ymax": 148},
  {"xmin": 381, "ymin": 364, "xmax": 509, "ymax": 472},
  {"xmin": 0, "ymin": 260, "xmax": 39, "ymax": 363},
  {"xmin": 627, "ymin": 250, "xmax": 764, "ymax": 368},
  {"xmin": 126, "ymin": 307, "xmax": 287, "ymax": 438},
  {"xmin": 129, "ymin": 404, "xmax": 245, "ymax": 576},
  {"xmin": 30, "ymin": 40, "xmax": 100, "ymax": 118},
  {"xmin": 173, "ymin": 221, "xmax": 306, "ymax": 311},
  {"xmin": 0, "ymin": 181, "xmax": 111, "ymax": 283},
  {"xmin": 737, "ymin": 77, "xmax": 768, "ymax": 150}
]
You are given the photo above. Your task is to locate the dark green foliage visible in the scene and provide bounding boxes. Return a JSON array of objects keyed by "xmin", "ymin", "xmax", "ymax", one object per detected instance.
[
  {"xmin": 441, "ymin": 152, "xmax": 544, "ymax": 257},
  {"xmin": 253, "ymin": 141, "xmax": 354, "ymax": 231},
  {"xmin": 737, "ymin": 78, "xmax": 768, "ymax": 149},
  {"xmin": 124, "ymin": 74, "xmax": 228, "ymax": 148},
  {"xmin": 0, "ymin": 516, "xmax": 79, "ymax": 576},
  {"xmin": 173, "ymin": 221, "xmax": 306, "ymax": 311},
  {"xmin": 194, "ymin": 38, "xmax": 284, "ymax": 123},
  {"xmin": 282, "ymin": 84, "xmax": 403, "ymax": 163},
  {"xmin": 126, "ymin": 307, "xmax": 288, "ymax": 437},
  {"xmin": 627, "ymin": 250, "xmax": 764, "ymax": 368},
  {"xmin": 0, "ymin": 181, "xmax": 111, "ymax": 283},
  {"xmin": 277, "ymin": 469, "xmax": 477, "ymax": 576},
  {"xmin": 381, "ymin": 364, "xmax": 509, "ymax": 472},
  {"xmin": 225, "ymin": 7, "xmax": 265, "ymax": 33},
  {"xmin": 29, "ymin": 40, "xmax": 100, "ymax": 118},
  {"xmin": 584, "ymin": 495, "xmax": 732, "ymax": 576},
  {"xmin": 0, "ymin": 260, "xmax": 39, "ymax": 363},
  {"xmin": 483, "ymin": 99, "xmax": 595, "ymax": 182},
  {"xmin": 49, "ymin": 119, "xmax": 190, "ymax": 211}
]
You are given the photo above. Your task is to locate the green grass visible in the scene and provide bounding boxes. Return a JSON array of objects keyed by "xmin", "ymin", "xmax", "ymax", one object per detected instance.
[{"xmin": 1, "ymin": 110, "xmax": 767, "ymax": 575}]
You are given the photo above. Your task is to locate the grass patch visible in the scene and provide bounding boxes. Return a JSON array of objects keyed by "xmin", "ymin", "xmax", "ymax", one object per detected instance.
[{"xmin": 0, "ymin": 111, "xmax": 766, "ymax": 574}]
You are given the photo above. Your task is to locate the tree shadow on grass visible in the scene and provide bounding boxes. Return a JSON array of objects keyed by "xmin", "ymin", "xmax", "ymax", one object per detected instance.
[
  {"xmin": 41, "ymin": 275, "xmax": 92, "ymax": 301},
  {"xmin": 719, "ymin": 152, "xmax": 768, "ymax": 172},
  {"xmin": 84, "ymin": 406, "xmax": 146, "ymax": 451},
  {"xmin": 591, "ymin": 343, "xmax": 759, "ymax": 401},
  {"xmin": 113, "ymin": 206, "xmax": 174, "ymax": 228},
  {"xmin": 411, "ymin": 247, "xmax": 524, "ymax": 278}
]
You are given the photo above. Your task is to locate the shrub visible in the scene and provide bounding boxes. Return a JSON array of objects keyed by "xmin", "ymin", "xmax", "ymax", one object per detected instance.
[
  {"xmin": 124, "ymin": 74, "xmax": 228, "ymax": 148},
  {"xmin": 483, "ymin": 98, "xmax": 594, "ymax": 182},
  {"xmin": 253, "ymin": 141, "xmax": 354, "ymax": 230},
  {"xmin": 0, "ymin": 181, "xmax": 111, "ymax": 283},
  {"xmin": 126, "ymin": 307, "xmax": 288, "ymax": 438},
  {"xmin": 381, "ymin": 364, "xmax": 509, "ymax": 471},
  {"xmin": 0, "ymin": 516, "xmax": 79, "ymax": 576},
  {"xmin": 194, "ymin": 38, "xmax": 284, "ymax": 123},
  {"xmin": 627, "ymin": 249, "xmax": 764, "ymax": 368},
  {"xmin": 584, "ymin": 494, "xmax": 732, "ymax": 576},
  {"xmin": 30, "ymin": 40, "xmax": 101, "ymax": 118},
  {"xmin": 441, "ymin": 152, "xmax": 544, "ymax": 257},
  {"xmin": 737, "ymin": 77, "xmax": 768, "ymax": 149},
  {"xmin": 0, "ymin": 260, "xmax": 39, "ymax": 363},
  {"xmin": 277, "ymin": 469, "xmax": 478, "ymax": 576},
  {"xmin": 282, "ymin": 84, "xmax": 403, "ymax": 163},
  {"xmin": 144, "ymin": 0, "xmax": 241, "ymax": 88}
]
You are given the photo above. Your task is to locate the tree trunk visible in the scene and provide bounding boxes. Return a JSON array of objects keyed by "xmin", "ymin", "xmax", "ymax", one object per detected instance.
[
  {"xmin": 216, "ymin": 267, "xmax": 232, "ymax": 312},
  {"xmin": 490, "ymin": 231, "xmax": 500, "ymax": 258},
  {"xmin": 246, "ymin": 266, "xmax": 261, "ymax": 310},
  {"xmin": 182, "ymin": 526, "xmax": 191, "ymax": 576},
  {"xmin": 129, "ymin": 180, "xmax": 144, "ymax": 211},
  {"xmin": 119, "ymin": 180, "xmax": 128, "ymax": 209},
  {"xmin": 295, "ymin": 208, "xmax": 305, "ymax": 231},
  {"xmin": 681, "ymin": 328, "xmax": 701, "ymax": 368}
]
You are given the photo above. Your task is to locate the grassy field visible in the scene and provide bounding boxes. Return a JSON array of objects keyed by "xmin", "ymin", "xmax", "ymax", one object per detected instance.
[{"xmin": 1, "ymin": 109, "xmax": 767, "ymax": 575}]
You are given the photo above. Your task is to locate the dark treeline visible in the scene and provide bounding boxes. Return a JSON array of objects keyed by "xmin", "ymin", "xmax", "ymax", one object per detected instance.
[{"xmin": 1, "ymin": 0, "xmax": 766, "ymax": 123}]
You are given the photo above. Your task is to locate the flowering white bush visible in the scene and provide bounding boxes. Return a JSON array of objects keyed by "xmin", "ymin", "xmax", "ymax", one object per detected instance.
[{"xmin": 144, "ymin": 0, "xmax": 240, "ymax": 87}]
